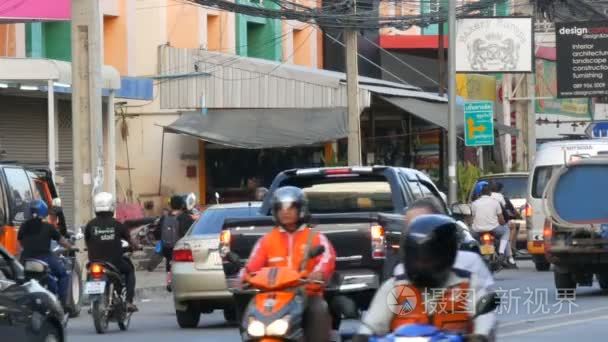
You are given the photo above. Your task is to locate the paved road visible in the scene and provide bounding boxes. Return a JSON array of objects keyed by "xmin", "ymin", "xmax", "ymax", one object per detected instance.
[{"xmin": 67, "ymin": 260, "xmax": 608, "ymax": 341}]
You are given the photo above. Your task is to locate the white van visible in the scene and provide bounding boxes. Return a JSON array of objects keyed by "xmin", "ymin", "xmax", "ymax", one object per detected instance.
[{"xmin": 527, "ymin": 139, "xmax": 608, "ymax": 271}]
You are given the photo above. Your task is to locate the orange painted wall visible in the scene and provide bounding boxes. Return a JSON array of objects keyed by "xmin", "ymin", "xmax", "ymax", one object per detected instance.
[
  {"xmin": 207, "ymin": 15, "xmax": 221, "ymax": 51},
  {"xmin": 0, "ymin": 24, "xmax": 16, "ymax": 57},
  {"xmin": 293, "ymin": 27, "xmax": 313, "ymax": 67},
  {"xmin": 104, "ymin": 0, "xmax": 128, "ymax": 74},
  {"xmin": 167, "ymin": 0, "xmax": 199, "ymax": 48}
]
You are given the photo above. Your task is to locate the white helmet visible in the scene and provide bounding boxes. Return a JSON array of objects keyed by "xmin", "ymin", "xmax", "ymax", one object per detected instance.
[{"xmin": 94, "ymin": 192, "xmax": 115, "ymax": 213}]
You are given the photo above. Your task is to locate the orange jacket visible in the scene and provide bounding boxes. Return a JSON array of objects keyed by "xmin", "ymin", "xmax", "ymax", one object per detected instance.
[
  {"xmin": 244, "ymin": 226, "xmax": 336, "ymax": 295},
  {"xmin": 390, "ymin": 280, "xmax": 473, "ymax": 334}
]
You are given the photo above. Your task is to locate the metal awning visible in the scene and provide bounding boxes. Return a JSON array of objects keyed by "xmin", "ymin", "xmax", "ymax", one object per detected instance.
[
  {"xmin": 0, "ymin": 58, "xmax": 121, "ymax": 89},
  {"xmin": 164, "ymin": 108, "xmax": 348, "ymax": 149},
  {"xmin": 380, "ymin": 96, "xmax": 519, "ymax": 136}
]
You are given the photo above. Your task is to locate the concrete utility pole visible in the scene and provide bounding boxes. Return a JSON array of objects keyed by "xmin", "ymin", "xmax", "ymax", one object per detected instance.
[
  {"xmin": 345, "ymin": 0, "xmax": 362, "ymax": 166},
  {"xmin": 527, "ymin": 73, "xmax": 536, "ymax": 170},
  {"xmin": 447, "ymin": 0, "xmax": 458, "ymax": 204},
  {"xmin": 71, "ymin": 0, "xmax": 104, "ymax": 226}
]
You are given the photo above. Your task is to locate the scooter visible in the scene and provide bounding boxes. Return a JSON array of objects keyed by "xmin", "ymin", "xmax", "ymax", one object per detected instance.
[
  {"xmin": 84, "ymin": 240, "xmax": 134, "ymax": 334},
  {"xmin": 369, "ymin": 292, "xmax": 500, "ymax": 342},
  {"xmin": 477, "ymin": 232, "xmax": 502, "ymax": 274},
  {"xmin": 233, "ymin": 245, "xmax": 327, "ymax": 342}
]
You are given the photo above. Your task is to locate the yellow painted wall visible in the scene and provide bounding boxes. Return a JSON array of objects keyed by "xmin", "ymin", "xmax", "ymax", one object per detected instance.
[
  {"xmin": 167, "ymin": 0, "xmax": 200, "ymax": 48},
  {"xmin": 104, "ymin": 0, "xmax": 128, "ymax": 75},
  {"xmin": 0, "ymin": 24, "xmax": 16, "ymax": 57}
]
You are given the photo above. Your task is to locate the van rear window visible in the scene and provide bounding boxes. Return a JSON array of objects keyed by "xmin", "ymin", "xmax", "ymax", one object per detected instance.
[{"xmin": 532, "ymin": 166, "xmax": 560, "ymax": 198}]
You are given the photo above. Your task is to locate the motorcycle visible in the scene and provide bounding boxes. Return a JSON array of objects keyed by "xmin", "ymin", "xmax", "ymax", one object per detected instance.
[
  {"xmin": 477, "ymin": 232, "xmax": 502, "ymax": 273},
  {"xmin": 369, "ymin": 292, "xmax": 500, "ymax": 342},
  {"xmin": 232, "ymin": 246, "xmax": 326, "ymax": 342},
  {"xmin": 84, "ymin": 240, "xmax": 134, "ymax": 334},
  {"xmin": 22, "ymin": 234, "xmax": 83, "ymax": 318}
]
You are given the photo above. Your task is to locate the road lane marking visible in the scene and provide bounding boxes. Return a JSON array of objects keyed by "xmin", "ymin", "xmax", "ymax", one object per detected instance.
[
  {"xmin": 499, "ymin": 305, "xmax": 608, "ymax": 328},
  {"xmin": 498, "ymin": 314, "xmax": 608, "ymax": 338}
]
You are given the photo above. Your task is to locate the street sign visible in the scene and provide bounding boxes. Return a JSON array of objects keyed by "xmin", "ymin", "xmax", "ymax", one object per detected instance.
[
  {"xmin": 585, "ymin": 121, "xmax": 608, "ymax": 139},
  {"xmin": 464, "ymin": 101, "xmax": 495, "ymax": 147}
]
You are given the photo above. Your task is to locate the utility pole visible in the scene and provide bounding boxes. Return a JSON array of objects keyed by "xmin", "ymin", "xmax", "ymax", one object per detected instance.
[
  {"xmin": 71, "ymin": 0, "xmax": 104, "ymax": 226},
  {"xmin": 438, "ymin": 15, "xmax": 447, "ymax": 190},
  {"xmin": 527, "ymin": 73, "xmax": 536, "ymax": 170},
  {"xmin": 447, "ymin": 0, "xmax": 458, "ymax": 204},
  {"xmin": 345, "ymin": 0, "xmax": 361, "ymax": 166}
]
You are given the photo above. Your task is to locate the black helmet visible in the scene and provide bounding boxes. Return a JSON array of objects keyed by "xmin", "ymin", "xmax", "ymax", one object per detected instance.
[
  {"xmin": 271, "ymin": 186, "xmax": 310, "ymax": 228},
  {"xmin": 170, "ymin": 193, "xmax": 196, "ymax": 211},
  {"xmin": 401, "ymin": 214, "xmax": 458, "ymax": 288}
]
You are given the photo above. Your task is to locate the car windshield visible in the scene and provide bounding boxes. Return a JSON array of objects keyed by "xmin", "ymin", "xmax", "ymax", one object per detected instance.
[
  {"xmin": 492, "ymin": 177, "xmax": 528, "ymax": 199},
  {"xmin": 189, "ymin": 205, "xmax": 260, "ymax": 235}
]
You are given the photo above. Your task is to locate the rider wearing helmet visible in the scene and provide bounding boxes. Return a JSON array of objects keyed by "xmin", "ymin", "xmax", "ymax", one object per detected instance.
[
  {"xmin": 356, "ymin": 215, "xmax": 496, "ymax": 342},
  {"xmin": 84, "ymin": 192, "xmax": 140, "ymax": 312},
  {"xmin": 18, "ymin": 199, "xmax": 72, "ymax": 306},
  {"xmin": 241, "ymin": 186, "xmax": 337, "ymax": 342}
]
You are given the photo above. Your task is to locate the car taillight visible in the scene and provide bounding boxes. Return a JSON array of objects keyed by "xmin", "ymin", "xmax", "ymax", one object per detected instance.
[
  {"xmin": 543, "ymin": 219, "xmax": 553, "ymax": 240},
  {"xmin": 89, "ymin": 263, "xmax": 105, "ymax": 279},
  {"xmin": 523, "ymin": 203, "xmax": 533, "ymax": 218},
  {"xmin": 371, "ymin": 224, "xmax": 386, "ymax": 259},
  {"xmin": 324, "ymin": 168, "xmax": 351, "ymax": 175},
  {"xmin": 219, "ymin": 230, "xmax": 231, "ymax": 257},
  {"xmin": 173, "ymin": 248, "xmax": 194, "ymax": 262}
]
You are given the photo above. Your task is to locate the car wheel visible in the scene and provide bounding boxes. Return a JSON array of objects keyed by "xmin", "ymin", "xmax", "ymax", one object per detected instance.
[
  {"xmin": 39, "ymin": 321, "xmax": 61, "ymax": 342},
  {"xmin": 535, "ymin": 261, "xmax": 551, "ymax": 272},
  {"xmin": 223, "ymin": 307, "xmax": 238, "ymax": 324},
  {"xmin": 176, "ymin": 304, "xmax": 200, "ymax": 328},
  {"xmin": 555, "ymin": 271, "xmax": 576, "ymax": 296}
]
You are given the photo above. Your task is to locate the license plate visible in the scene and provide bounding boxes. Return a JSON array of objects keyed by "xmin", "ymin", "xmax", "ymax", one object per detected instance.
[
  {"xmin": 480, "ymin": 244, "xmax": 495, "ymax": 255},
  {"xmin": 85, "ymin": 281, "xmax": 106, "ymax": 295}
]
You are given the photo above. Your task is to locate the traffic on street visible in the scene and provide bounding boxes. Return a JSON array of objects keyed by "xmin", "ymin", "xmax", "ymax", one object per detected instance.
[{"xmin": 4, "ymin": 1, "xmax": 608, "ymax": 342}]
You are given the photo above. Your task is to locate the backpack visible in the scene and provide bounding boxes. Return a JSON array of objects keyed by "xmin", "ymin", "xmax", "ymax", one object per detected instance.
[{"xmin": 160, "ymin": 215, "xmax": 181, "ymax": 248}]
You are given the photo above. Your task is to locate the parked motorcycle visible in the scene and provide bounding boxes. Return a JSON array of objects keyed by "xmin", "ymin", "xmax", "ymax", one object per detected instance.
[
  {"xmin": 369, "ymin": 292, "xmax": 500, "ymax": 342},
  {"xmin": 84, "ymin": 240, "xmax": 134, "ymax": 334},
  {"xmin": 477, "ymin": 232, "xmax": 502, "ymax": 273},
  {"xmin": 233, "ymin": 246, "xmax": 326, "ymax": 341}
]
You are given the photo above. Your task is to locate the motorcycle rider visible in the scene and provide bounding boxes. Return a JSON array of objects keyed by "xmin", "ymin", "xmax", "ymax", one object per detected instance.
[
  {"xmin": 471, "ymin": 183, "xmax": 512, "ymax": 267},
  {"xmin": 490, "ymin": 181, "xmax": 518, "ymax": 267},
  {"xmin": 396, "ymin": 197, "xmax": 494, "ymax": 289},
  {"xmin": 241, "ymin": 186, "xmax": 337, "ymax": 342},
  {"xmin": 18, "ymin": 199, "xmax": 72, "ymax": 307},
  {"xmin": 356, "ymin": 215, "xmax": 496, "ymax": 342},
  {"xmin": 84, "ymin": 192, "xmax": 140, "ymax": 312}
]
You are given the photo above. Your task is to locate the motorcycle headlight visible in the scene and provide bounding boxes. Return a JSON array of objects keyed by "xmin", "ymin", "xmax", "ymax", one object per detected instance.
[
  {"xmin": 247, "ymin": 319, "xmax": 265, "ymax": 337},
  {"xmin": 266, "ymin": 316, "xmax": 290, "ymax": 336}
]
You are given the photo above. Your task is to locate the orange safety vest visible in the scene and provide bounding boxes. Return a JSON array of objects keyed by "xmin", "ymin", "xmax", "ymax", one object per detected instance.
[
  {"xmin": 250, "ymin": 226, "xmax": 330, "ymax": 295},
  {"xmin": 390, "ymin": 275, "xmax": 473, "ymax": 334}
]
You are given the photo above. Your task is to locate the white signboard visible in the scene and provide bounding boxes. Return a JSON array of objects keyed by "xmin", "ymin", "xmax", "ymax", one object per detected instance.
[{"xmin": 456, "ymin": 17, "xmax": 534, "ymax": 73}]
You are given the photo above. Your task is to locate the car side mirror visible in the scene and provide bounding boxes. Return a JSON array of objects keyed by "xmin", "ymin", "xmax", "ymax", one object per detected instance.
[
  {"xmin": 474, "ymin": 292, "xmax": 500, "ymax": 318},
  {"xmin": 451, "ymin": 203, "xmax": 472, "ymax": 217},
  {"xmin": 309, "ymin": 245, "xmax": 325, "ymax": 258},
  {"xmin": 225, "ymin": 252, "xmax": 242, "ymax": 268}
]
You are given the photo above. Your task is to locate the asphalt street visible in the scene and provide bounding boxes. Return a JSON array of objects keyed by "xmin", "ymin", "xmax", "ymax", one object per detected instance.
[{"xmin": 66, "ymin": 260, "xmax": 608, "ymax": 341}]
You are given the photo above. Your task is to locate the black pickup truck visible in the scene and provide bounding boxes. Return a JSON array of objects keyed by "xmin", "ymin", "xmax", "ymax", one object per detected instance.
[{"xmin": 220, "ymin": 166, "xmax": 449, "ymax": 321}]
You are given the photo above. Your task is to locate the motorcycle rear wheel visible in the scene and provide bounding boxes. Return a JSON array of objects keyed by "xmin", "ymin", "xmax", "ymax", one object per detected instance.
[
  {"xmin": 92, "ymin": 299, "xmax": 109, "ymax": 334},
  {"xmin": 118, "ymin": 312, "xmax": 132, "ymax": 331}
]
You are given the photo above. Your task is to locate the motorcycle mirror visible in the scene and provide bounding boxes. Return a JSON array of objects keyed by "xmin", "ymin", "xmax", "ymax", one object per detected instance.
[
  {"xmin": 215, "ymin": 192, "xmax": 221, "ymax": 204},
  {"xmin": 308, "ymin": 245, "xmax": 325, "ymax": 258},
  {"xmin": 451, "ymin": 203, "xmax": 472, "ymax": 217},
  {"xmin": 474, "ymin": 292, "xmax": 500, "ymax": 318}
]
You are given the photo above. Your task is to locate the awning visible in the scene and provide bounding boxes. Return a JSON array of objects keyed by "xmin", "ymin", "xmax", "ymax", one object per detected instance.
[
  {"xmin": 164, "ymin": 108, "xmax": 348, "ymax": 149},
  {"xmin": 380, "ymin": 96, "xmax": 519, "ymax": 136},
  {"xmin": 0, "ymin": 58, "xmax": 121, "ymax": 89}
]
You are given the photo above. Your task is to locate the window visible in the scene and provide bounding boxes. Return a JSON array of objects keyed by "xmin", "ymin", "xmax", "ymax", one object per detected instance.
[
  {"xmin": 26, "ymin": 171, "xmax": 45, "ymax": 202},
  {"xmin": 532, "ymin": 166, "xmax": 560, "ymax": 199},
  {"xmin": 190, "ymin": 206, "xmax": 261, "ymax": 235},
  {"xmin": 407, "ymin": 180, "xmax": 424, "ymax": 199},
  {"xmin": 491, "ymin": 177, "xmax": 528, "ymax": 200},
  {"xmin": 3, "ymin": 168, "xmax": 34, "ymax": 223},
  {"xmin": 302, "ymin": 181, "xmax": 394, "ymax": 213}
]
